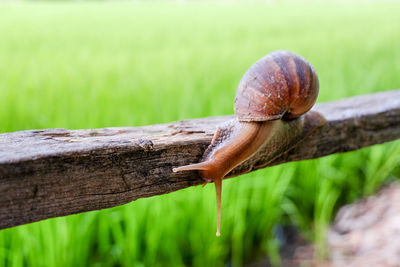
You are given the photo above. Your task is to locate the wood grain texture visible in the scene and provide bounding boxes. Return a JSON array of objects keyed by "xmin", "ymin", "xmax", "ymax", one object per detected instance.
[{"xmin": 0, "ymin": 90, "xmax": 400, "ymax": 229}]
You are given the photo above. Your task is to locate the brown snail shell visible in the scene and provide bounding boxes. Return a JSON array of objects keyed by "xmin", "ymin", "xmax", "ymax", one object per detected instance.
[{"xmin": 234, "ymin": 50, "xmax": 319, "ymax": 121}]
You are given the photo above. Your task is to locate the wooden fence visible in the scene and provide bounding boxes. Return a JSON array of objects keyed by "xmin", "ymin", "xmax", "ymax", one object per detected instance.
[{"xmin": 0, "ymin": 90, "xmax": 399, "ymax": 229}]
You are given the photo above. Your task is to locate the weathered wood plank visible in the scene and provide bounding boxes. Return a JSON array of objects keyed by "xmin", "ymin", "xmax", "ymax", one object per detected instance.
[{"xmin": 0, "ymin": 90, "xmax": 399, "ymax": 229}]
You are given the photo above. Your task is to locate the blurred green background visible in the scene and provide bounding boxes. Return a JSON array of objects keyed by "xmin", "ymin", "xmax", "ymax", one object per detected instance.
[{"xmin": 0, "ymin": 1, "xmax": 400, "ymax": 266}]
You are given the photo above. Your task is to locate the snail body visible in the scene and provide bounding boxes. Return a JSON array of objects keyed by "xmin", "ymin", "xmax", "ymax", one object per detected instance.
[{"xmin": 173, "ymin": 50, "xmax": 320, "ymax": 236}]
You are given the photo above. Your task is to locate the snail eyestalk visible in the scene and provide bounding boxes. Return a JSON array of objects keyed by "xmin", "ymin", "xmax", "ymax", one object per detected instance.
[{"xmin": 172, "ymin": 162, "xmax": 210, "ymax": 172}]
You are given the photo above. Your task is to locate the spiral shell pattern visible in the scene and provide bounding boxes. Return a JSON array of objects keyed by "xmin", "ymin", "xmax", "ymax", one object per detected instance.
[{"xmin": 234, "ymin": 50, "xmax": 319, "ymax": 121}]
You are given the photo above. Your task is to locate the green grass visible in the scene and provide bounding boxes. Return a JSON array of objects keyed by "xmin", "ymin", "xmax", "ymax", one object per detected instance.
[{"xmin": 0, "ymin": 1, "xmax": 400, "ymax": 266}]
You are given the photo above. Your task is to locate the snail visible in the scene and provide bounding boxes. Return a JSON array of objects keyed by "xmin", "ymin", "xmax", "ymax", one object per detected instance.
[{"xmin": 173, "ymin": 50, "xmax": 323, "ymax": 236}]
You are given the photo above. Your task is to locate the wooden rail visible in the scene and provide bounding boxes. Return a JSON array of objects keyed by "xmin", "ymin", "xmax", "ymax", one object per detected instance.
[{"xmin": 0, "ymin": 90, "xmax": 400, "ymax": 230}]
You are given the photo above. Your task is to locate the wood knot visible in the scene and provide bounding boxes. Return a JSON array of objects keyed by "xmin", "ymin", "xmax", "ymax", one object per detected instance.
[{"xmin": 137, "ymin": 139, "xmax": 154, "ymax": 151}]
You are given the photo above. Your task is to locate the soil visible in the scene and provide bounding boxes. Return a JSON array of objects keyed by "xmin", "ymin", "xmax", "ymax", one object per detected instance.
[{"xmin": 248, "ymin": 182, "xmax": 400, "ymax": 267}]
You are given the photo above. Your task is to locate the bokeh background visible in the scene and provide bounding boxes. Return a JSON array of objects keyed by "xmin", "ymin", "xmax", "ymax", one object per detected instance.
[{"xmin": 1, "ymin": 1, "xmax": 400, "ymax": 266}]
